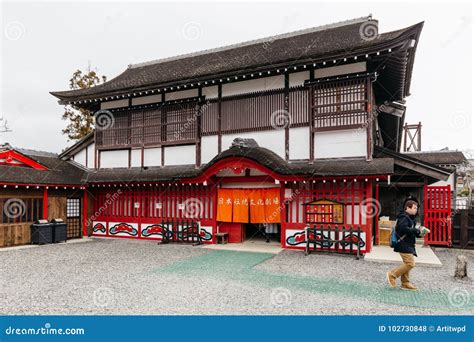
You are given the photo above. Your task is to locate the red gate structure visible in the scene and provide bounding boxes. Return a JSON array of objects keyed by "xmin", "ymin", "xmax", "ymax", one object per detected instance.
[{"xmin": 423, "ymin": 185, "xmax": 452, "ymax": 246}]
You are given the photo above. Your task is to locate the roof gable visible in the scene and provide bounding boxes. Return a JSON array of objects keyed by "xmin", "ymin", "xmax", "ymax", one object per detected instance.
[{"xmin": 0, "ymin": 149, "xmax": 48, "ymax": 170}]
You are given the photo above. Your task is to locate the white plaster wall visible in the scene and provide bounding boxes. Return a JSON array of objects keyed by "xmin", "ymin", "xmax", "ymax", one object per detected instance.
[
  {"xmin": 100, "ymin": 150, "xmax": 129, "ymax": 168},
  {"xmin": 131, "ymin": 149, "xmax": 141, "ymax": 168},
  {"xmin": 221, "ymin": 130, "xmax": 285, "ymax": 158},
  {"xmin": 201, "ymin": 136, "xmax": 218, "ymax": 164},
  {"xmin": 87, "ymin": 143, "xmax": 95, "ymax": 168},
  {"xmin": 144, "ymin": 147, "xmax": 162, "ymax": 167},
  {"xmin": 73, "ymin": 148, "xmax": 87, "ymax": 167},
  {"xmin": 100, "ymin": 99, "xmax": 128, "ymax": 110},
  {"xmin": 165, "ymin": 89, "xmax": 198, "ymax": 101},
  {"xmin": 222, "ymin": 75, "xmax": 284, "ymax": 97},
  {"xmin": 202, "ymin": 86, "xmax": 219, "ymax": 99},
  {"xmin": 164, "ymin": 145, "xmax": 195, "ymax": 165},
  {"xmin": 289, "ymin": 127, "xmax": 309, "ymax": 160},
  {"xmin": 132, "ymin": 94, "xmax": 162, "ymax": 106},
  {"xmin": 314, "ymin": 129, "xmax": 367, "ymax": 159},
  {"xmin": 315, "ymin": 62, "xmax": 366, "ymax": 79},
  {"xmin": 289, "ymin": 71, "xmax": 310, "ymax": 87}
]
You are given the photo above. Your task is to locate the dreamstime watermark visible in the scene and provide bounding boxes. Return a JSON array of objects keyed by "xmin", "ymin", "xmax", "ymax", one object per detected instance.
[
  {"xmin": 3, "ymin": 198, "xmax": 25, "ymax": 219},
  {"xmin": 265, "ymin": 189, "xmax": 300, "ymax": 223},
  {"xmin": 448, "ymin": 287, "xmax": 470, "ymax": 308},
  {"xmin": 361, "ymin": 198, "xmax": 381, "ymax": 219},
  {"xmin": 4, "ymin": 21, "xmax": 26, "ymax": 41},
  {"xmin": 270, "ymin": 287, "xmax": 292, "ymax": 307},
  {"xmin": 359, "ymin": 21, "xmax": 378, "ymax": 41},
  {"xmin": 94, "ymin": 109, "xmax": 115, "ymax": 131},
  {"xmin": 93, "ymin": 287, "xmax": 115, "ymax": 308},
  {"xmin": 271, "ymin": 109, "xmax": 292, "ymax": 130},
  {"xmin": 182, "ymin": 198, "xmax": 203, "ymax": 219},
  {"xmin": 88, "ymin": 190, "xmax": 122, "ymax": 225},
  {"xmin": 181, "ymin": 21, "xmax": 202, "ymax": 41},
  {"xmin": 449, "ymin": 111, "xmax": 470, "ymax": 131},
  {"xmin": 4, "ymin": 322, "xmax": 85, "ymax": 336},
  {"xmin": 172, "ymin": 103, "xmax": 204, "ymax": 141}
]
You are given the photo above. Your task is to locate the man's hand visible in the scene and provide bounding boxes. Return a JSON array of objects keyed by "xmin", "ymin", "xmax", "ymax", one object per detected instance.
[{"xmin": 420, "ymin": 226, "xmax": 430, "ymax": 236}]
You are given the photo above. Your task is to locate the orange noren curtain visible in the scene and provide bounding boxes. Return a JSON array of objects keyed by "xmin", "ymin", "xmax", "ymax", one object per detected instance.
[
  {"xmin": 249, "ymin": 189, "xmax": 266, "ymax": 223},
  {"xmin": 216, "ymin": 189, "xmax": 233, "ymax": 222},
  {"xmin": 232, "ymin": 189, "xmax": 249, "ymax": 223},
  {"xmin": 264, "ymin": 188, "xmax": 281, "ymax": 223},
  {"xmin": 216, "ymin": 188, "xmax": 281, "ymax": 224}
]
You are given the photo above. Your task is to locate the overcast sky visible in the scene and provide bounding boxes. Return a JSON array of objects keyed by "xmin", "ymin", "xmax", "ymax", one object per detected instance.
[{"xmin": 1, "ymin": 0, "xmax": 472, "ymax": 154}]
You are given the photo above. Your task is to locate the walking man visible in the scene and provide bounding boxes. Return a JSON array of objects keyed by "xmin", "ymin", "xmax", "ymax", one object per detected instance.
[{"xmin": 387, "ymin": 199, "xmax": 422, "ymax": 291}]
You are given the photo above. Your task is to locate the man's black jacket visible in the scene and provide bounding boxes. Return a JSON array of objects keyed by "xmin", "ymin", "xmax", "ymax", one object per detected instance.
[{"xmin": 393, "ymin": 210, "xmax": 422, "ymax": 256}]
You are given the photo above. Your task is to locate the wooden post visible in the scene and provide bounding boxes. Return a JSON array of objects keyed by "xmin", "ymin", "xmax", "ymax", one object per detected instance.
[
  {"xmin": 284, "ymin": 71, "xmax": 290, "ymax": 161},
  {"xmin": 366, "ymin": 77, "xmax": 373, "ymax": 161},
  {"xmin": 217, "ymin": 84, "xmax": 222, "ymax": 153},
  {"xmin": 460, "ymin": 209, "xmax": 469, "ymax": 249},
  {"xmin": 309, "ymin": 85, "xmax": 315, "ymax": 162},
  {"xmin": 375, "ymin": 182, "xmax": 379, "ymax": 245},
  {"xmin": 280, "ymin": 183, "xmax": 286, "ymax": 248},
  {"xmin": 196, "ymin": 88, "xmax": 202, "ymax": 167},
  {"xmin": 83, "ymin": 189, "xmax": 88, "ymax": 237}
]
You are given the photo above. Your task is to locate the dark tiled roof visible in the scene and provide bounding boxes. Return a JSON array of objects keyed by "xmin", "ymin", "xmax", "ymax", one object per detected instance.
[
  {"xmin": 405, "ymin": 151, "xmax": 467, "ymax": 166},
  {"xmin": 85, "ymin": 165, "xmax": 199, "ymax": 183},
  {"xmin": 85, "ymin": 145, "xmax": 394, "ymax": 183},
  {"xmin": 0, "ymin": 151, "xmax": 88, "ymax": 186},
  {"xmin": 374, "ymin": 146, "xmax": 452, "ymax": 180},
  {"xmin": 50, "ymin": 17, "xmax": 423, "ymax": 102}
]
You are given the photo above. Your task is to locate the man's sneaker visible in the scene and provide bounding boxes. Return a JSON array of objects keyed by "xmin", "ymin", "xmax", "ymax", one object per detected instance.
[
  {"xmin": 386, "ymin": 271, "xmax": 397, "ymax": 288},
  {"xmin": 401, "ymin": 283, "xmax": 418, "ymax": 291}
]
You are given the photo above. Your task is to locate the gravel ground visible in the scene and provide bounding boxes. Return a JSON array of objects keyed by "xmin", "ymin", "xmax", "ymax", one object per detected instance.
[
  {"xmin": 0, "ymin": 238, "xmax": 472, "ymax": 315},
  {"xmin": 256, "ymin": 247, "xmax": 474, "ymax": 293}
]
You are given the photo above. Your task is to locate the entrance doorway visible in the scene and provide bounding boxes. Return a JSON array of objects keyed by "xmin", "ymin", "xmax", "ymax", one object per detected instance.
[
  {"xmin": 244, "ymin": 223, "xmax": 280, "ymax": 243},
  {"xmin": 216, "ymin": 187, "xmax": 282, "ymax": 244}
]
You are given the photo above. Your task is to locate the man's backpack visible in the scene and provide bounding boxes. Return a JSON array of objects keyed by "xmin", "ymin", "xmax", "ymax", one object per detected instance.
[{"xmin": 389, "ymin": 219, "xmax": 406, "ymax": 248}]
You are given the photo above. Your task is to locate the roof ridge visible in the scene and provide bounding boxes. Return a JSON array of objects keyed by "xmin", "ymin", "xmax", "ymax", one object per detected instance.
[
  {"xmin": 129, "ymin": 15, "xmax": 373, "ymax": 69},
  {"xmin": 405, "ymin": 150, "xmax": 461, "ymax": 154},
  {"xmin": 14, "ymin": 147, "xmax": 58, "ymax": 158}
]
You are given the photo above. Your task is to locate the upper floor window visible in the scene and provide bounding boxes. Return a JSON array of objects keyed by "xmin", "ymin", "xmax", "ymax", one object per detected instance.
[
  {"xmin": 311, "ymin": 76, "xmax": 371, "ymax": 131},
  {"xmin": 96, "ymin": 102, "xmax": 198, "ymax": 149}
]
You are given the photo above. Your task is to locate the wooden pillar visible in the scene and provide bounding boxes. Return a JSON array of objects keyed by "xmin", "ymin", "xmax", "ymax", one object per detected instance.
[
  {"xmin": 366, "ymin": 77, "xmax": 373, "ymax": 161},
  {"xmin": 42, "ymin": 187, "xmax": 48, "ymax": 220},
  {"xmin": 366, "ymin": 180, "xmax": 373, "ymax": 253},
  {"xmin": 196, "ymin": 88, "xmax": 202, "ymax": 167},
  {"xmin": 161, "ymin": 93, "xmax": 166, "ymax": 167},
  {"xmin": 375, "ymin": 182, "xmax": 379, "ymax": 245},
  {"xmin": 460, "ymin": 209, "xmax": 469, "ymax": 249},
  {"xmin": 83, "ymin": 189, "xmax": 88, "ymax": 237},
  {"xmin": 284, "ymin": 72, "xmax": 290, "ymax": 161},
  {"xmin": 280, "ymin": 183, "xmax": 286, "ymax": 248},
  {"xmin": 309, "ymin": 85, "xmax": 315, "ymax": 162},
  {"xmin": 217, "ymin": 84, "xmax": 222, "ymax": 153}
]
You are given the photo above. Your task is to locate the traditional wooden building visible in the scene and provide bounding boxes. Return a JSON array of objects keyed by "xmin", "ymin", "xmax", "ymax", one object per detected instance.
[
  {"xmin": 1, "ymin": 16, "xmax": 458, "ymax": 251},
  {"xmin": 0, "ymin": 144, "xmax": 87, "ymax": 247}
]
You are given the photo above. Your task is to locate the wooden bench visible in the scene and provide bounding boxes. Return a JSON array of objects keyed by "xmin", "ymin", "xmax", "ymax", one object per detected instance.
[{"xmin": 216, "ymin": 232, "xmax": 229, "ymax": 244}]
